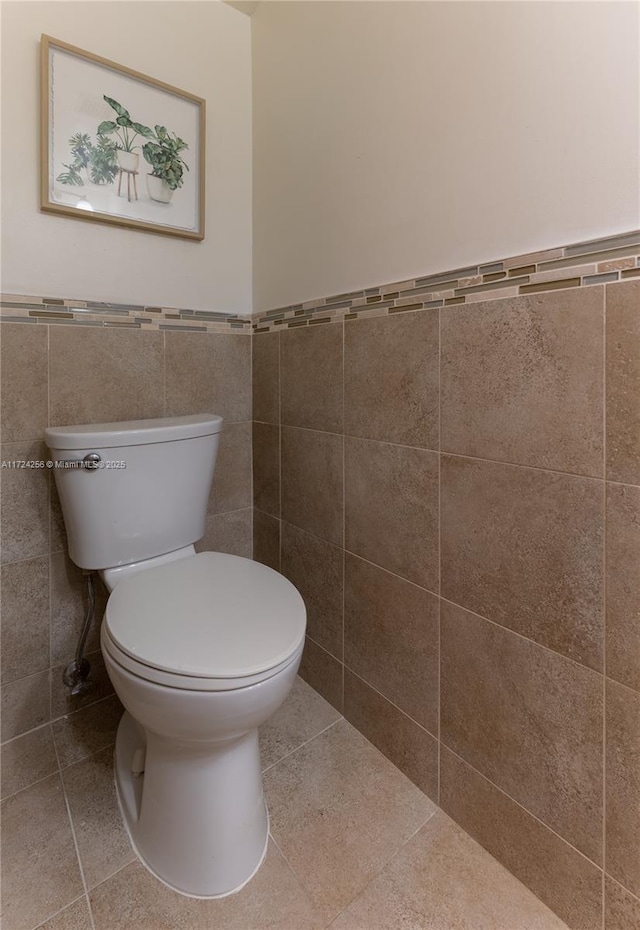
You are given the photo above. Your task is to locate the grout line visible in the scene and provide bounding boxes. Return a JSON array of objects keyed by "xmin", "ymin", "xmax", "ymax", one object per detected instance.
[
  {"xmin": 441, "ymin": 448, "xmax": 606, "ymax": 484},
  {"xmin": 261, "ymin": 717, "xmax": 343, "ymax": 775},
  {"xmin": 1, "ymin": 693, "xmax": 120, "ymax": 748},
  {"xmin": 442, "ymin": 744, "xmax": 606, "ymax": 873},
  {"xmin": 31, "ymin": 894, "xmax": 91, "ymax": 930},
  {"xmin": 344, "ymin": 665, "xmax": 439, "ymax": 744}
]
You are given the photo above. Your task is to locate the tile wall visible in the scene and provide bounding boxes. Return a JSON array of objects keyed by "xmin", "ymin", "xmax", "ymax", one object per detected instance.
[
  {"xmin": 252, "ymin": 230, "xmax": 640, "ymax": 930},
  {"xmin": 0, "ymin": 318, "xmax": 252, "ymax": 794}
]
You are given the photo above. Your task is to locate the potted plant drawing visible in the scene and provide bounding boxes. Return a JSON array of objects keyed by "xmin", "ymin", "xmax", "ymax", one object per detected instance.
[
  {"xmin": 142, "ymin": 125, "xmax": 190, "ymax": 204},
  {"xmin": 97, "ymin": 96, "xmax": 153, "ymax": 173},
  {"xmin": 56, "ymin": 132, "xmax": 118, "ymax": 187}
]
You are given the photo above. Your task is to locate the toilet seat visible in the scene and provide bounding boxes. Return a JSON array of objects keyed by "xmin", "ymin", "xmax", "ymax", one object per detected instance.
[{"xmin": 102, "ymin": 552, "xmax": 306, "ymax": 692}]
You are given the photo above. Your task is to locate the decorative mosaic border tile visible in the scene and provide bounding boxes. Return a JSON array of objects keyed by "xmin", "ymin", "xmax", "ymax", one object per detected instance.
[
  {"xmin": 252, "ymin": 229, "xmax": 640, "ymax": 333},
  {"xmin": 0, "ymin": 295, "xmax": 252, "ymax": 333}
]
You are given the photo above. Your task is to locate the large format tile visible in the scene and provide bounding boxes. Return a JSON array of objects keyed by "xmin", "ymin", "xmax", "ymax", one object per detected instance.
[
  {"xmin": 344, "ymin": 309, "xmax": 439, "ymax": 448},
  {"xmin": 281, "ymin": 323, "xmax": 343, "ymax": 433},
  {"xmin": 51, "ymin": 694, "xmax": 123, "ymax": 768},
  {"xmin": 441, "ymin": 455, "xmax": 604, "ymax": 669},
  {"xmin": 264, "ymin": 719, "xmax": 435, "ymax": 923},
  {"xmin": 1, "ymin": 555, "xmax": 49, "ymax": 683},
  {"xmin": 441, "ymin": 287, "xmax": 604, "ymax": 475},
  {"xmin": 281, "ymin": 427, "xmax": 343, "ymax": 545},
  {"xmin": 0, "ymin": 322, "xmax": 48, "ymax": 442},
  {"xmin": 606, "ymin": 679, "xmax": 640, "ymax": 897},
  {"xmin": 196, "ymin": 507, "xmax": 252, "ymax": 558},
  {"xmin": 607, "ymin": 280, "xmax": 640, "ymax": 484},
  {"xmin": 281, "ymin": 521, "xmax": 343, "ymax": 659},
  {"xmin": 50, "ymin": 552, "xmax": 106, "ymax": 666},
  {"xmin": 345, "ymin": 554, "xmax": 438, "ymax": 734},
  {"xmin": 344, "ymin": 669, "xmax": 438, "ymax": 800},
  {"xmin": 440, "ymin": 747, "xmax": 602, "ymax": 930},
  {"xmin": 259, "ymin": 675, "xmax": 341, "ymax": 771},
  {"xmin": 1, "ymin": 724, "xmax": 58, "ymax": 799},
  {"xmin": 0, "ymin": 440, "xmax": 49, "ymax": 564},
  {"xmin": 1, "ymin": 668, "xmax": 50, "ymax": 742},
  {"xmin": 49, "ymin": 326, "xmax": 164, "ymax": 426},
  {"xmin": 605, "ymin": 876, "xmax": 640, "ymax": 930},
  {"xmin": 606, "ymin": 483, "xmax": 640, "ymax": 690},
  {"xmin": 62, "ymin": 747, "xmax": 134, "ymax": 889},
  {"xmin": 253, "ymin": 421, "xmax": 280, "ymax": 517},
  {"xmin": 253, "ymin": 509, "xmax": 280, "ymax": 571},
  {"xmin": 298, "ymin": 636, "xmax": 344, "ymax": 713},
  {"xmin": 35, "ymin": 897, "xmax": 93, "ymax": 930},
  {"xmin": 440, "ymin": 601, "xmax": 603, "ymax": 863},
  {"xmin": 165, "ymin": 331, "xmax": 251, "ymax": 424},
  {"xmin": 345, "ymin": 437, "xmax": 439, "ymax": 590},
  {"xmin": 90, "ymin": 842, "xmax": 323, "ymax": 930},
  {"xmin": 1, "ymin": 773, "xmax": 84, "ymax": 930},
  {"xmin": 252, "ymin": 331, "xmax": 280, "ymax": 425},
  {"xmin": 331, "ymin": 810, "xmax": 569, "ymax": 930},
  {"xmin": 208, "ymin": 420, "xmax": 252, "ymax": 515}
]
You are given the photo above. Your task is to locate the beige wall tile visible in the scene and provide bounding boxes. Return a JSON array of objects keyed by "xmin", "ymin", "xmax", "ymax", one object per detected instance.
[
  {"xmin": 252, "ymin": 331, "xmax": 280, "ymax": 425},
  {"xmin": 440, "ymin": 748, "xmax": 603, "ymax": 930},
  {"xmin": 299, "ymin": 636, "xmax": 343, "ymax": 713},
  {"xmin": 344, "ymin": 309, "xmax": 439, "ymax": 448},
  {"xmin": 606, "ymin": 483, "xmax": 640, "ymax": 691},
  {"xmin": 51, "ymin": 694, "xmax": 123, "ymax": 769},
  {"xmin": 1, "ymin": 668, "xmax": 50, "ymax": 741},
  {"xmin": 0, "ymin": 440, "xmax": 50, "ymax": 564},
  {"xmin": 281, "ymin": 427, "xmax": 343, "ymax": 545},
  {"xmin": 441, "ymin": 288, "xmax": 604, "ymax": 476},
  {"xmin": 1, "ymin": 555, "xmax": 49, "ymax": 683},
  {"xmin": 605, "ymin": 876, "xmax": 640, "ymax": 930},
  {"xmin": 345, "ymin": 554, "xmax": 438, "ymax": 734},
  {"xmin": 345, "ymin": 437, "xmax": 439, "ymax": 590},
  {"xmin": 62, "ymin": 747, "xmax": 135, "ymax": 889},
  {"xmin": 1, "ymin": 323, "xmax": 48, "ymax": 442},
  {"xmin": 441, "ymin": 455, "xmax": 604, "ymax": 669},
  {"xmin": 49, "ymin": 327, "xmax": 164, "ymax": 427},
  {"xmin": 606, "ymin": 679, "xmax": 640, "ymax": 897},
  {"xmin": 441, "ymin": 601, "xmax": 603, "ymax": 863},
  {"xmin": 281, "ymin": 521, "xmax": 343, "ymax": 660},
  {"xmin": 252, "ymin": 509, "xmax": 280, "ymax": 571},
  {"xmin": 344, "ymin": 669, "xmax": 438, "ymax": 800},
  {"xmin": 1, "ymin": 773, "xmax": 84, "ymax": 930},
  {"xmin": 252, "ymin": 421, "xmax": 280, "ymax": 516},
  {"xmin": 50, "ymin": 552, "xmax": 106, "ymax": 667},
  {"xmin": 1, "ymin": 724, "xmax": 58, "ymax": 800},
  {"xmin": 281, "ymin": 323, "xmax": 343, "ymax": 432},
  {"xmin": 50, "ymin": 477, "xmax": 68, "ymax": 554},
  {"xmin": 50, "ymin": 650, "xmax": 114, "ymax": 721},
  {"xmin": 165, "ymin": 332, "xmax": 251, "ymax": 424},
  {"xmin": 208, "ymin": 421, "xmax": 252, "ymax": 515},
  {"xmin": 263, "ymin": 719, "xmax": 435, "ymax": 922},
  {"xmin": 606, "ymin": 280, "xmax": 640, "ymax": 484},
  {"xmin": 332, "ymin": 810, "xmax": 570, "ymax": 930},
  {"xmin": 195, "ymin": 508, "xmax": 252, "ymax": 558}
]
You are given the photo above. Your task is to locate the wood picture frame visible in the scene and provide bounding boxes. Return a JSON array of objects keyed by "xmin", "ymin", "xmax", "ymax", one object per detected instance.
[{"xmin": 41, "ymin": 35, "xmax": 205, "ymax": 241}]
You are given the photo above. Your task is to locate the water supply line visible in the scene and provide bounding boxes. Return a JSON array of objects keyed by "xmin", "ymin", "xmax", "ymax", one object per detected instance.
[{"xmin": 63, "ymin": 570, "xmax": 96, "ymax": 696}]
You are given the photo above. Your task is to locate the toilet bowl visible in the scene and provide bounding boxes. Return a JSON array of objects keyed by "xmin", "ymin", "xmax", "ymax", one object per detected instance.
[{"xmin": 45, "ymin": 414, "xmax": 307, "ymax": 898}]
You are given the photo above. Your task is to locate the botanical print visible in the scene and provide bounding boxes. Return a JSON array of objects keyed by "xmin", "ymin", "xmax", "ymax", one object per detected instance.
[{"xmin": 43, "ymin": 37, "xmax": 204, "ymax": 238}]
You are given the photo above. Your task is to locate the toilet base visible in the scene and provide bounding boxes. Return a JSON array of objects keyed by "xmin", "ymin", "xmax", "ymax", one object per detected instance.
[{"xmin": 114, "ymin": 711, "xmax": 270, "ymax": 898}]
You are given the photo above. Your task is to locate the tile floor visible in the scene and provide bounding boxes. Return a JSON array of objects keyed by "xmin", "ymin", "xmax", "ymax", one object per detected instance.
[{"xmin": 2, "ymin": 677, "xmax": 569, "ymax": 930}]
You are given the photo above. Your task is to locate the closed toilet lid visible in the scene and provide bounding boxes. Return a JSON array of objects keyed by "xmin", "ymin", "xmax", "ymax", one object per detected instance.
[{"xmin": 104, "ymin": 552, "xmax": 306, "ymax": 680}]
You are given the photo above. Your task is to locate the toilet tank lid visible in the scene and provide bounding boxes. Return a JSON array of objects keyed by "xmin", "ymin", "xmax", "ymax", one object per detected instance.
[{"xmin": 45, "ymin": 414, "xmax": 223, "ymax": 450}]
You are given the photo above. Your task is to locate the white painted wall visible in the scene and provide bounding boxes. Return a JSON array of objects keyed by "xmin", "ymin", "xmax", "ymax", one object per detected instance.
[
  {"xmin": 1, "ymin": 1, "xmax": 252, "ymax": 313},
  {"xmin": 252, "ymin": 1, "xmax": 640, "ymax": 310}
]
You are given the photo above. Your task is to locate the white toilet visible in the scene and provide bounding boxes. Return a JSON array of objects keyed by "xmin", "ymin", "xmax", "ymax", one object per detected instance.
[{"xmin": 45, "ymin": 414, "xmax": 306, "ymax": 898}]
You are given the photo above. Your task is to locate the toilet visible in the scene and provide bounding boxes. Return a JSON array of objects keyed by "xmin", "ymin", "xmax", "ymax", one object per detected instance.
[{"xmin": 45, "ymin": 414, "xmax": 306, "ymax": 898}]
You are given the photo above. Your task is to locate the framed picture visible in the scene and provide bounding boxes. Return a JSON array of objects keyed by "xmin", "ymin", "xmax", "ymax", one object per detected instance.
[{"xmin": 41, "ymin": 35, "xmax": 205, "ymax": 240}]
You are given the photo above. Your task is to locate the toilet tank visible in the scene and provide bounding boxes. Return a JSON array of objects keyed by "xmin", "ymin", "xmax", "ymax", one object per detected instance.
[{"xmin": 45, "ymin": 414, "xmax": 222, "ymax": 570}]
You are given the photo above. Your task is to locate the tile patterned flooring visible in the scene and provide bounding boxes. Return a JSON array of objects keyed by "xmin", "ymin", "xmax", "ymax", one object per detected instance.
[{"xmin": 2, "ymin": 677, "xmax": 569, "ymax": 930}]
